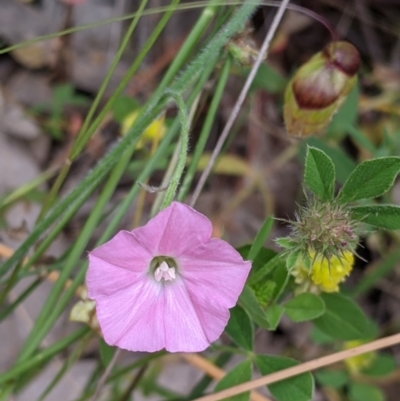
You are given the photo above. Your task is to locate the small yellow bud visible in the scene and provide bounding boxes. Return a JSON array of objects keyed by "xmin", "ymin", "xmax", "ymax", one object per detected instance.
[
  {"xmin": 121, "ymin": 110, "xmax": 166, "ymax": 148},
  {"xmin": 284, "ymin": 41, "xmax": 360, "ymax": 137},
  {"xmin": 291, "ymin": 251, "xmax": 354, "ymax": 293}
]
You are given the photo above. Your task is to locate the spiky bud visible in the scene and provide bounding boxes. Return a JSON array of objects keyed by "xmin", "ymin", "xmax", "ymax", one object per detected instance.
[
  {"xmin": 284, "ymin": 41, "xmax": 361, "ymax": 137},
  {"xmin": 276, "ymin": 197, "xmax": 361, "ymax": 294}
]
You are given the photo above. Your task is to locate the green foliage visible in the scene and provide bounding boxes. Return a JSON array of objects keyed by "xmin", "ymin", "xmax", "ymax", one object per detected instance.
[
  {"xmin": 348, "ymin": 382, "xmax": 385, "ymax": 401},
  {"xmin": 248, "ymin": 216, "xmax": 274, "ymax": 261},
  {"xmin": 350, "ymin": 205, "xmax": 400, "ymax": 229},
  {"xmin": 239, "ymin": 285, "xmax": 270, "ymax": 330},
  {"xmin": 313, "ymin": 293, "xmax": 376, "ymax": 341},
  {"xmin": 304, "ymin": 147, "xmax": 335, "ymax": 201},
  {"xmin": 362, "ymin": 354, "xmax": 397, "ymax": 377},
  {"xmin": 315, "ymin": 369, "xmax": 348, "ymax": 388},
  {"xmin": 112, "ymin": 95, "xmax": 140, "ymax": 122},
  {"xmin": 338, "ymin": 157, "xmax": 400, "ymax": 203},
  {"xmin": 284, "ymin": 293, "xmax": 325, "ymax": 323},
  {"xmin": 250, "ymin": 63, "xmax": 287, "ymax": 93},
  {"xmin": 255, "ymin": 355, "xmax": 314, "ymax": 401},
  {"xmin": 226, "ymin": 305, "xmax": 254, "ymax": 351},
  {"xmin": 99, "ymin": 339, "xmax": 116, "ymax": 368},
  {"xmin": 214, "ymin": 360, "xmax": 252, "ymax": 401},
  {"xmin": 265, "ymin": 304, "xmax": 285, "ymax": 330}
]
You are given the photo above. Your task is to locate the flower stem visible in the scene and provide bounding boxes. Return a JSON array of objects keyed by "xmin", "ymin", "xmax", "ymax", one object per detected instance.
[{"xmin": 160, "ymin": 91, "xmax": 190, "ymax": 210}]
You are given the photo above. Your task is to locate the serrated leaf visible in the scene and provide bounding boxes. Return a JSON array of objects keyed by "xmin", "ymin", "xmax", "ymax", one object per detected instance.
[
  {"xmin": 349, "ymin": 382, "xmax": 384, "ymax": 401},
  {"xmin": 303, "ymin": 138, "xmax": 356, "ymax": 184},
  {"xmin": 214, "ymin": 360, "xmax": 252, "ymax": 401},
  {"xmin": 313, "ymin": 293, "xmax": 375, "ymax": 341},
  {"xmin": 265, "ymin": 304, "xmax": 284, "ymax": 330},
  {"xmin": 255, "ymin": 355, "xmax": 314, "ymax": 401},
  {"xmin": 284, "ymin": 293, "xmax": 325, "ymax": 322},
  {"xmin": 226, "ymin": 305, "xmax": 253, "ymax": 350},
  {"xmin": 338, "ymin": 157, "xmax": 400, "ymax": 203},
  {"xmin": 239, "ymin": 285, "xmax": 270, "ymax": 329},
  {"xmin": 315, "ymin": 369, "xmax": 348, "ymax": 388},
  {"xmin": 305, "ymin": 147, "xmax": 335, "ymax": 201},
  {"xmin": 350, "ymin": 205, "xmax": 400, "ymax": 230},
  {"xmin": 248, "ymin": 216, "xmax": 274, "ymax": 261}
]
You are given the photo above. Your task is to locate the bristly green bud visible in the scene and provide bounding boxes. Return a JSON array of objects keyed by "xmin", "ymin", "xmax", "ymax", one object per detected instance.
[
  {"xmin": 278, "ymin": 196, "xmax": 361, "ymax": 261},
  {"xmin": 284, "ymin": 41, "xmax": 361, "ymax": 137},
  {"xmin": 226, "ymin": 27, "xmax": 260, "ymax": 66}
]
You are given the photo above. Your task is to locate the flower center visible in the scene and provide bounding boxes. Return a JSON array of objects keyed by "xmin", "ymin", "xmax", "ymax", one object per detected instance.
[
  {"xmin": 154, "ymin": 261, "xmax": 176, "ymax": 282},
  {"xmin": 150, "ymin": 256, "xmax": 178, "ymax": 283}
]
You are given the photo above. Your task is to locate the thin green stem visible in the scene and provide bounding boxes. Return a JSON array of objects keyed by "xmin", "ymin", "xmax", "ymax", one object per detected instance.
[
  {"xmin": 160, "ymin": 91, "xmax": 190, "ymax": 210},
  {"xmin": 178, "ymin": 56, "xmax": 231, "ymax": 201}
]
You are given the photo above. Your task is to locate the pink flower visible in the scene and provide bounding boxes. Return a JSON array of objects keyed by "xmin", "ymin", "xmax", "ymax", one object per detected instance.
[{"xmin": 87, "ymin": 202, "xmax": 251, "ymax": 352}]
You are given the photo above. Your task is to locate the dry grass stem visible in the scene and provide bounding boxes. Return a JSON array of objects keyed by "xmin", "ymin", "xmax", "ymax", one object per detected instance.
[{"xmin": 192, "ymin": 333, "xmax": 400, "ymax": 401}]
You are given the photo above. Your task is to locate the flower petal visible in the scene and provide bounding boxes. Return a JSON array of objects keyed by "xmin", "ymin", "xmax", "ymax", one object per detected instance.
[
  {"xmin": 89, "ymin": 230, "xmax": 152, "ymax": 272},
  {"xmin": 163, "ymin": 279, "xmax": 211, "ymax": 352},
  {"xmin": 87, "ymin": 256, "xmax": 144, "ymax": 298},
  {"xmin": 180, "ymin": 238, "xmax": 251, "ymax": 309},
  {"xmin": 94, "ymin": 278, "xmax": 166, "ymax": 352},
  {"xmin": 132, "ymin": 202, "xmax": 212, "ymax": 256}
]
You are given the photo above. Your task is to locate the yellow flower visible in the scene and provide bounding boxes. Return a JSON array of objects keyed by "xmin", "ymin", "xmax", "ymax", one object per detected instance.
[
  {"xmin": 343, "ymin": 340, "xmax": 376, "ymax": 374},
  {"xmin": 121, "ymin": 110, "xmax": 166, "ymax": 148},
  {"xmin": 291, "ymin": 251, "xmax": 354, "ymax": 293}
]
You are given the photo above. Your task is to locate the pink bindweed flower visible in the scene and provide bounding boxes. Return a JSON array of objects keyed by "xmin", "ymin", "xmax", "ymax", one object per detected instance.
[{"xmin": 87, "ymin": 201, "xmax": 251, "ymax": 352}]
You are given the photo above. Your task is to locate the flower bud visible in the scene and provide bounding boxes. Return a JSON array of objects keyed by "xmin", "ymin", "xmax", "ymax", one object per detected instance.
[
  {"xmin": 284, "ymin": 41, "xmax": 361, "ymax": 137},
  {"xmin": 227, "ymin": 28, "xmax": 260, "ymax": 66}
]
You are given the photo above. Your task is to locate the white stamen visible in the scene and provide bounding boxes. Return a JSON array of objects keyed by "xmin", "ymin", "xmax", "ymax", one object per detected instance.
[{"xmin": 154, "ymin": 261, "xmax": 176, "ymax": 282}]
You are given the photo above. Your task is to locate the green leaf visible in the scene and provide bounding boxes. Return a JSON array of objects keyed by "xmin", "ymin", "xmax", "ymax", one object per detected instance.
[
  {"xmin": 286, "ymin": 251, "xmax": 300, "ymax": 271},
  {"xmin": 315, "ymin": 369, "xmax": 348, "ymax": 388},
  {"xmin": 265, "ymin": 304, "xmax": 285, "ymax": 330},
  {"xmin": 99, "ymin": 338, "xmax": 116, "ymax": 368},
  {"xmin": 310, "ymin": 326, "xmax": 335, "ymax": 345},
  {"xmin": 255, "ymin": 355, "xmax": 314, "ymax": 401},
  {"xmin": 349, "ymin": 382, "xmax": 385, "ymax": 401},
  {"xmin": 271, "ymin": 264, "xmax": 290, "ymax": 302},
  {"xmin": 304, "ymin": 147, "xmax": 335, "ymax": 201},
  {"xmin": 214, "ymin": 360, "xmax": 252, "ymax": 401},
  {"xmin": 313, "ymin": 293, "xmax": 375, "ymax": 341},
  {"xmin": 275, "ymin": 237, "xmax": 297, "ymax": 250},
  {"xmin": 248, "ymin": 216, "xmax": 274, "ymax": 261},
  {"xmin": 303, "ymin": 138, "xmax": 356, "ymax": 184},
  {"xmin": 226, "ymin": 305, "xmax": 253, "ymax": 351},
  {"xmin": 249, "ymin": 253, "xmax": 283, "ymax": 286},
  {"xmin": 239, "ymin": 285, "xmax": 270, "ymax": 329},
  {"xmin": 338, "ymin": 157, "xmax": 400, "ymax": 203},
  {"xmin": 284, "ymin": 293, "xmax": 325, "ymax": 322},
  {"xmin": 350, "ymin": 205, "xmax": 400, "ymax": 230},
  {"xmin": 362, "ymin": 354, "xmax": 397, "ymax": 377}
]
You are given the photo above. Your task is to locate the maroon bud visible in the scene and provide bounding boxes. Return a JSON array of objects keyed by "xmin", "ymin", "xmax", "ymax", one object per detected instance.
[{"xmin": 323, "ymin": 41, "xmax": 361, "ymax": 77}]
